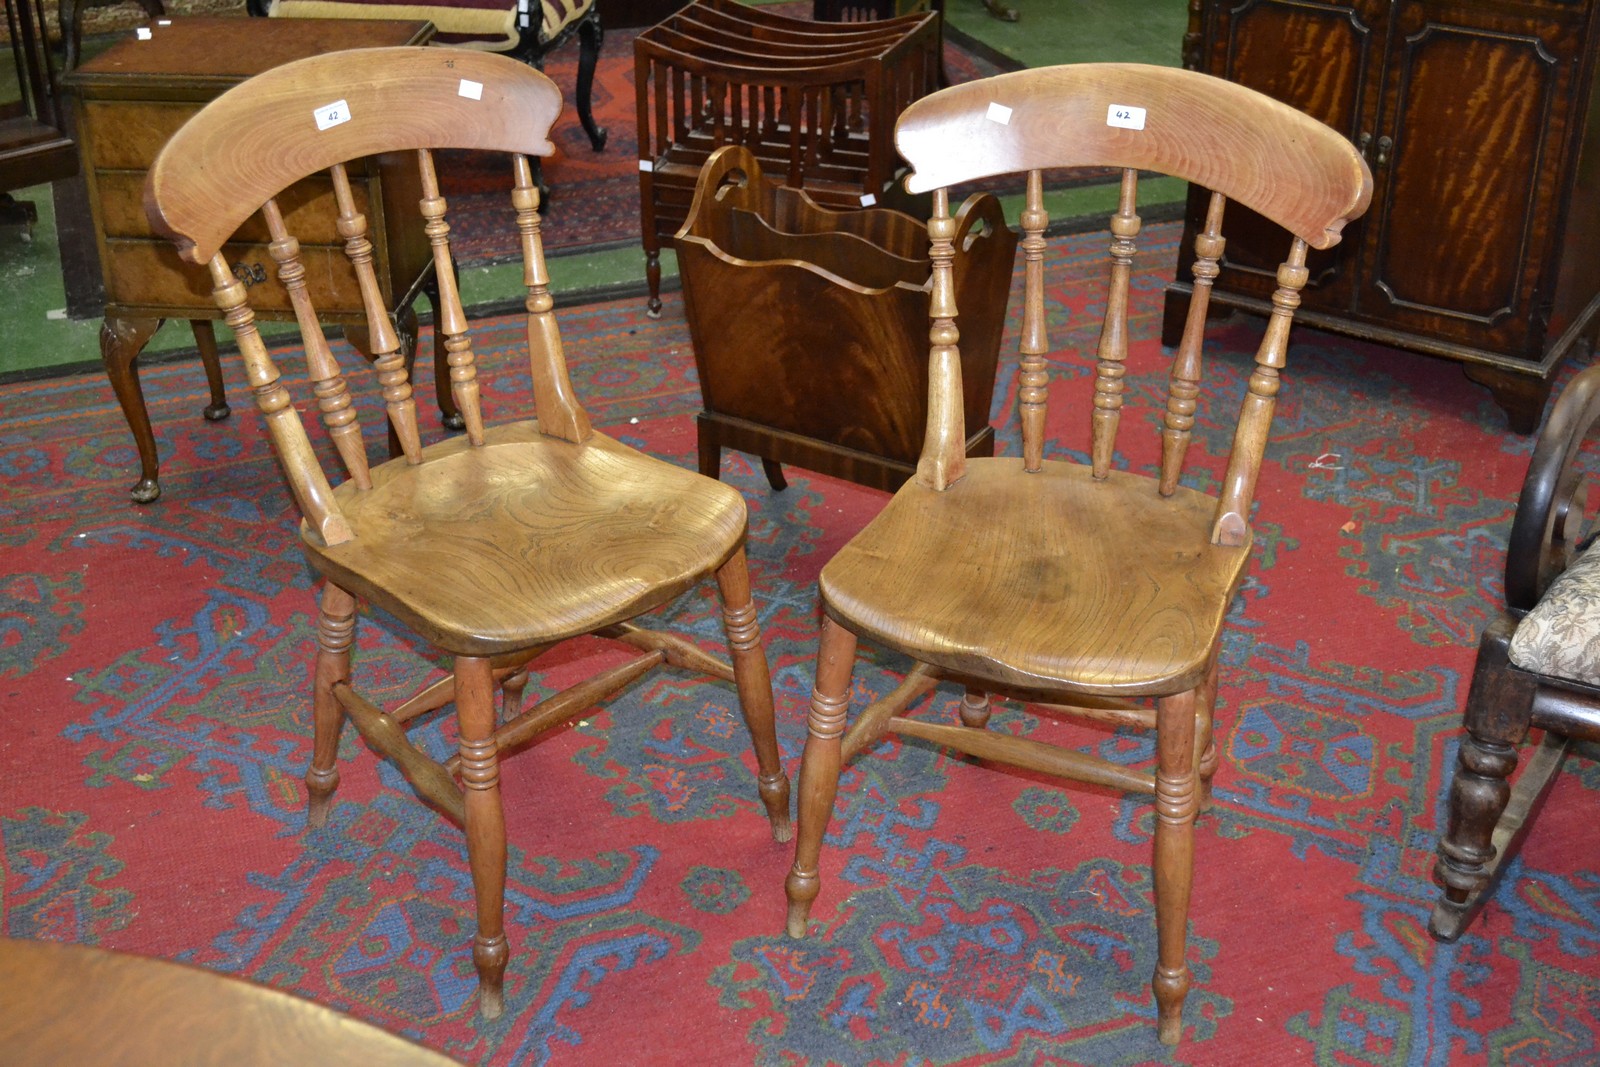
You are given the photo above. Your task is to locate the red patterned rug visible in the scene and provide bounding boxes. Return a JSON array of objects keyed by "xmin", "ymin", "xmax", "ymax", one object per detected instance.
[{"xmin": 3, "ymin": 223, "xmax": 1597, "ymax": 1064}]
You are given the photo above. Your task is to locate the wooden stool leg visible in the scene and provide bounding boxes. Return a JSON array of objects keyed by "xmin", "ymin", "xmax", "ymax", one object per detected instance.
[
  {"xmin": 785, "ymin": 615, "xmax": 857, "ymax": 938},
  {"xmin": 1152, "ymin": 689, "xmax": 1198, "ymax": 1046},
  {"xmin": 716, "ymin": 546, "xmax": 792, "ymax": 841},
  {"xmin": 455, "ymin": 655, "xmax": 510, "ymax": 1018},
  {"xmin": 190, "ymin": 320, "xmax": 231, "ymax": 422},
  {"xmin": 307, "ymin": 583, "xmax": 356, "ymax": 828}
]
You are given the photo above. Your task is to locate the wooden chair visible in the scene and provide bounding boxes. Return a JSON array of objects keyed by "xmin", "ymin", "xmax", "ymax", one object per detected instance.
[
  {"xmin": 782, "ymin": 63, "xmax": 1372, "ymax": 1046},
  {"xmin": 1430, "ymin": 362, "xmax": 1600, "ymax": 942},
  {"xmin": 144, "ymin": 45, "xmax": 791, "ymax": 1018}
]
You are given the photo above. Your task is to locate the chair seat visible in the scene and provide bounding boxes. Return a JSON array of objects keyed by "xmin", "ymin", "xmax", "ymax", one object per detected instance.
[
  {"xmin": 819, "ymin": 457, "xmax": 1252, "ymax": 696},
  {"xmin": 304, "ymin": 421, "xmax": 749, "ymax": 656},
  {"xmin": 1508, "ymin": 543, "xmax": 1600, "ymax": 685}
]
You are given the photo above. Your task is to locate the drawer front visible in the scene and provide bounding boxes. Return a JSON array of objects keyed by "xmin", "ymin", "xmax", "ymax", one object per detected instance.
[
  {"xmin": 104, "ymin": 238, "xmax": 369, "ymax": 313},
  {"xmin": 97, "ymin": 169, "xmax": 369, "ymax": 244},
  {"xmin": 82, "ymin": 101, "xmax": 201, "ymax": 170}
]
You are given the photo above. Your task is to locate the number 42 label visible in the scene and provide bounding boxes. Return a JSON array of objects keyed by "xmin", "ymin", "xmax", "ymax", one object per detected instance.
[
  {"xmin": 1106, "ymin": 104, "xmax": 1147, "ymax": 131},
  {"xmin": 315, "ymin": 99, "xmax": 352, "ymax": 131}
]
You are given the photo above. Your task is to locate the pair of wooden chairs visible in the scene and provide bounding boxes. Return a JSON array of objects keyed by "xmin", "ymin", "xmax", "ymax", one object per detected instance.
[{"xmin": 145, "ymin": 48, "xmax": 1370, "ymax": 1045}]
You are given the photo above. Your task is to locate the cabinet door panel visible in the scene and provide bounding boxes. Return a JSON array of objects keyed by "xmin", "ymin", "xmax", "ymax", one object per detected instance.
[
  {"xmin": 1191, "ymin": 0, "xmax": 1380, "ymax": 305},
  {"xmin": 1362, "ymin": 4, "xmax": 1577, "ymax": 354}
]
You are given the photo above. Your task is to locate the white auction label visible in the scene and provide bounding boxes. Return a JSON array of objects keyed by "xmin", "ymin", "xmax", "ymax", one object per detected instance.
[
  {"xmin": 315, "ymin": 99, "xmax": 352, "ymax": 131},
  {"xmin": 860, "ymin": 193, "xmax": 877, "ymax": 207},
  {"xmin": 458, "ymin": 79, "xmax": 484, "ymax": 100},
  {"xmin": 1106, "ymin": 104, "xmax": 1147, "ymax": 130},
  {"xmin": 135, "ymin": 26, "xmax": 153, "ymax": 39},
  {"xmin": 986, "ymin": 101, "xmax": 1013, "ymax": 125},
  {"xmin": 639, "ymin": 159, "xmax": 654, "ymax": 172}
]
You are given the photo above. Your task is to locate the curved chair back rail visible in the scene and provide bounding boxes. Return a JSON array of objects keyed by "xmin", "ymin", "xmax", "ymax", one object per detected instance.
[
  {"xmin": 146, "ymin": 47, "xmax": 559, "ymax": 264},
  {"xmin": 896, "ymin": 62, "xmax": 1372, "ymax": 249},
  {"xmin": 1505, "ymin": 363, "xmax": 1600, "ymax": 610}
]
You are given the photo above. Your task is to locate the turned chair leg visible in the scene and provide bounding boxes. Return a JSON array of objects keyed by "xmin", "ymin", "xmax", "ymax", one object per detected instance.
[
  {"xmin": 716, "ymin": 546, "xmax": 792, "ymax": 841},
  {"xmin": 1195, "ymin": 655, "xmax": 1219, "ymax": 814},
  {"xmin": 455, "ymin": 656, "xmax": 510, "ymax": 1018},
  {"xmin": 306, "ymin": 584, "xmax": 356, "ymax": 828},
  {"xmin": 959, "ymin": 687, "xmax": 992, "ymax": 728},
  {"xmin": 1431, "ymin": 619, "xmax": 1534, "ymax": 940},
  {"xmin": 785, "ymin": 615, "xmax": 857, "ymax": 938},
  {"xmin": 1152, "ymin": 689, "xmax": 1199, "ymax": 1046}
]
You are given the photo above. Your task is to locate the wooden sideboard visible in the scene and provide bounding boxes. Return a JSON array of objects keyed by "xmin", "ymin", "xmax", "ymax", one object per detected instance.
[
  {"xmin": 65, "ymin": 17, "xmax": 439, "ymax": 502},
  {"xmin": 1164, "ymin": 0, "xmax": 1600, "ymax": 432}
]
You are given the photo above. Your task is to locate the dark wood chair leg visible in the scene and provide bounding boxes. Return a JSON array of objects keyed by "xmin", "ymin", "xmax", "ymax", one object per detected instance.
[
  {"xmin": 715, "ymin": 545, "xmax": 792, "ymax": 841},
  {"xmin": 574, "ymin": 6, "xmax": 608, "ymax": 152},
  {"xmin": 99, "ymin": 315, "xmax": 164, "ymax": 504},
  {"xmin": 190, "ymin": 320, "xmax": 232, "ymax": 422},
  {"xmin": 455, "ymin": 655, "xmax": 509, "ymax": 1019},
  {"xmin": 1152, "ymin": 688, "xmax": 1198, "ymax": 1046},
  {"xmin": 645, "ymin": 247, "xmax": 663, "ymax": 318},
  {"xmin": 418, "ymin": 272, "xmax": 466, "ymax": 431},
  {"xmin": 785, "ymin": 615, "xmax": 857, "ymax": 938},
  {"xmin": 1430, "ymin": 617, "xmax": 1537, "ymax": 940},
  {"xmin": 306, "ymin": 583, "xmax": 356, "ymax": 828}
]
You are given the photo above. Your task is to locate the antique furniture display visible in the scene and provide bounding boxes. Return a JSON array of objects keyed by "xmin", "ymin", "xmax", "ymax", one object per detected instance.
[
  {"xmin": 1430, "ymin": 363, "xmax": 1600, "ymax": 941},
  {"xmin": 145, "ymin": 44, "xmax": 791, "ymax": 1018},
  {"xmin": 64, "ymin": 17, "xmax": 440, "ymax": 504},
  {"xmin": 782, "ymin": 63, "xmax": 1372, "ymax": 1045},
  {"xmin": 1166, "ymin": 0, "xmax": 1600, "ymax": 433},
  {"xmin": 0, "ymin": 937, "xmax": 462, "ymax": 1065},
  {"xmin": 265, "ymin": 0, "xmax": 608, "ymax": 155},
  {"xmin": 635, "ymin": 0, "xmax": 942, "ymax": 315},
  {"xmin": 3, "ymin": 0, "xmax": 77, "ymax": 227},
  {"xmin": 677, "ymin": 143, "xmax": 1014, "ymax": 492}
]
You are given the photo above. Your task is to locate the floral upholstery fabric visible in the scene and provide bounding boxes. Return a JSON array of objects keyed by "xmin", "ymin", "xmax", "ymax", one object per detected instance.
[{"xmin": 1508, "ymin": 544, "xmax": 1600, "ymax": 685}]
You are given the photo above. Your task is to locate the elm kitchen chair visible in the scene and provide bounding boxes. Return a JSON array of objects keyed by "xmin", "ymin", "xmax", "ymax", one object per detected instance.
[
  {"xmin": 782, "ymin": 62, "xmax": 1372, "ymax": 1045},
  {"xmin": 144, "ymin": 45, "xmax": 791, "ymax": 1018}
]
